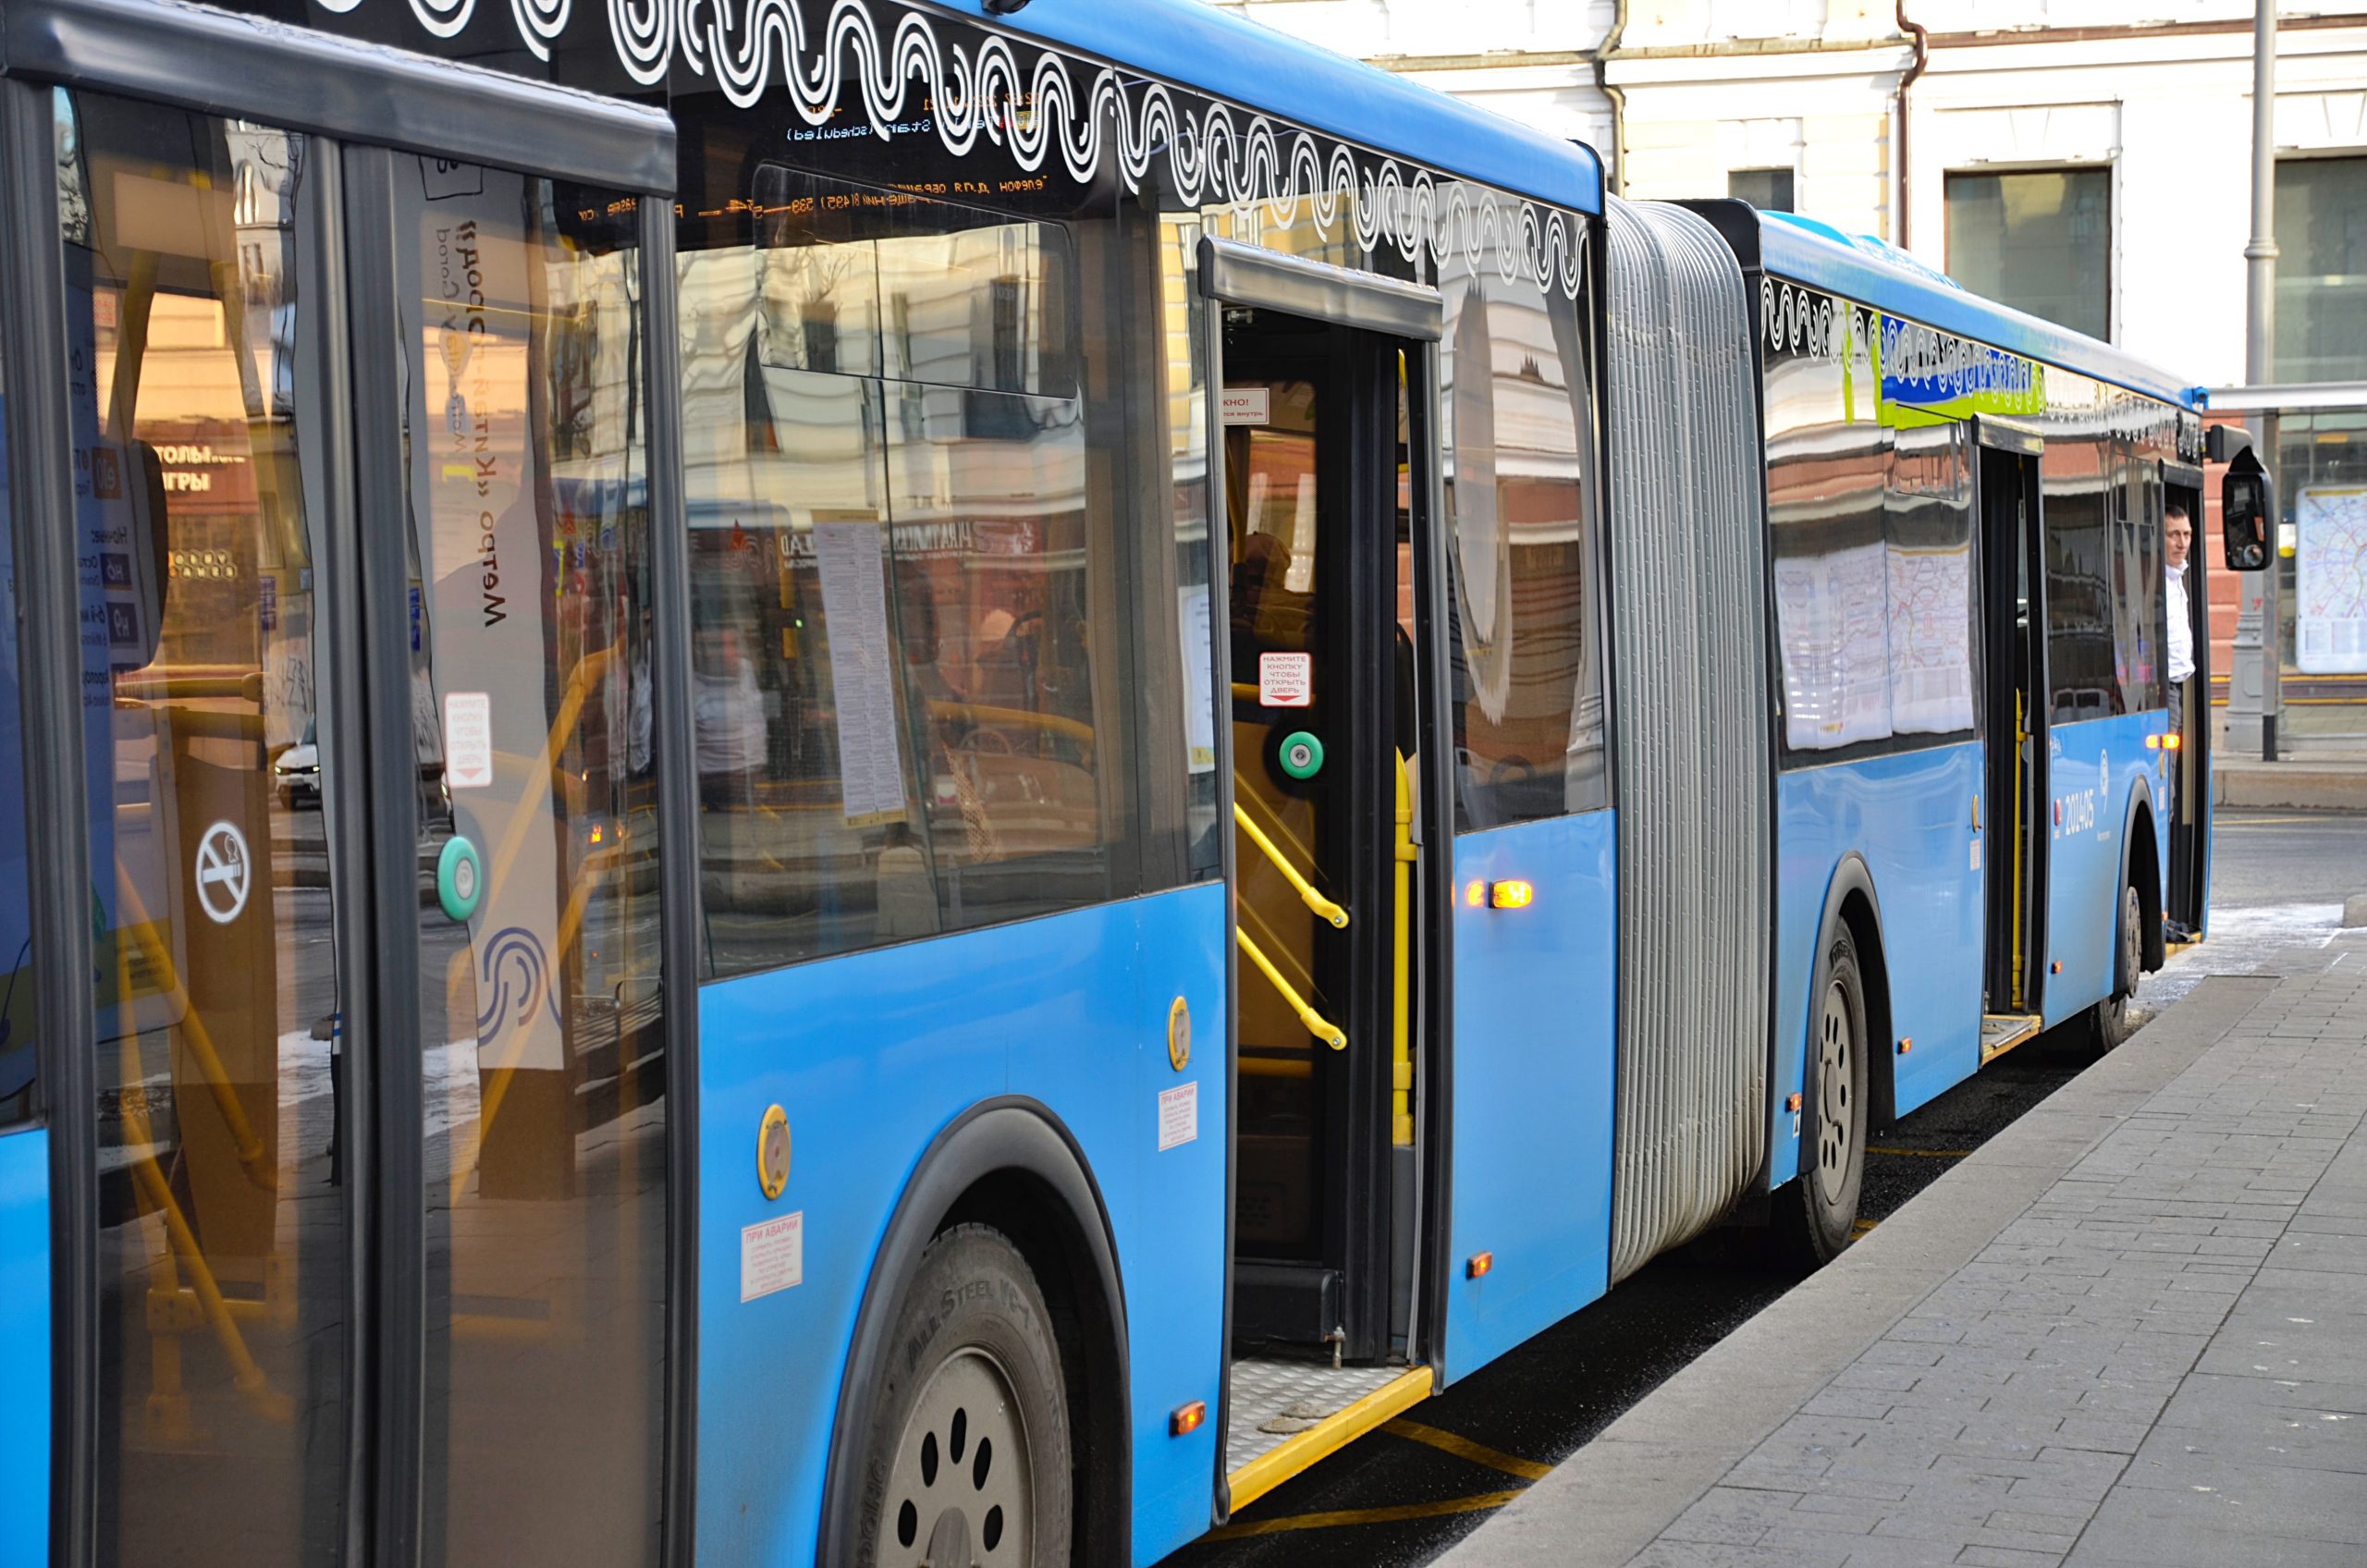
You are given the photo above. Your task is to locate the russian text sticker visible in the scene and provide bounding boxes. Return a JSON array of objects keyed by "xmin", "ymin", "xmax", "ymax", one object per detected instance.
[
  {"xmin": 741, "ymin": 1211, "xmax": 804, "ymax": 1302},
  {"xmin": 1158, "ymin": 1082, "xmax": 1198, "ymax": 1152},
  {"xmin": 1257, "ymin": 651, "xmax": 1313, "ymax": 708},
  {"xmin": 445, "ymin": 692, "xmax": 493, "ymax": 790}
]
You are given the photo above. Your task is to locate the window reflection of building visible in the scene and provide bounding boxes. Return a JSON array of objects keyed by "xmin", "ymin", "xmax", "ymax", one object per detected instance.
[{"xmin": 1439, "ymin": 208, "xmax": 1607, "ymax": 829}]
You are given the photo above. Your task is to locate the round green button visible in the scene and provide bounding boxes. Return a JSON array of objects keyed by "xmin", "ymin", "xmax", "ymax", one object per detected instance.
[
  {"xmin": 1279, "ymin": 730, "xmax": 1325, "ymax": 780},
  {"xmin": 437, "ymin": 836, "xmax": 484, "ymax": 923}
]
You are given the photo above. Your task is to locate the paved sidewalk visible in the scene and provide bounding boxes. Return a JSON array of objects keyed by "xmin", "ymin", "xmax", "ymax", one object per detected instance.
[{"xmin": 1441, "ymin": 937, "xmax": 2367, "ymax": 1567}]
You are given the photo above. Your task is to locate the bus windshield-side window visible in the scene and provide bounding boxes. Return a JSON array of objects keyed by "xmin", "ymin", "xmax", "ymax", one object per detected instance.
[
  {"xmin": 685, "ymin": 165, "xmax": 1191, "ymax": 976},
  {"xmin": 1441, "ymin": 227, "xmax": 1607, "ymax": 830},
  {"xmin": 2044, "ymin": 430, "xmax": 2122, "ymax": 723},
  {"xmin": 0, "ymin": 340, "xmax": 31, "ymax": 1128}
]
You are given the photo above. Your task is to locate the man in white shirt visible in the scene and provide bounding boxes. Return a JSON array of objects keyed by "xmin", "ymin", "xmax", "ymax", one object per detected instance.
[{"xmin": 2165, "ymin": 501, "xmax": 2197, "ymax": 812}]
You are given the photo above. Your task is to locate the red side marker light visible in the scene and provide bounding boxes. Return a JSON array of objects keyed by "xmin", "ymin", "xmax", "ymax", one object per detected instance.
[
  {"xmin": 1490, "ymin": 879, "xmax": 1534, "ymax": 910},
  {"xmin": 1171, "ymin": 1400, "xmax": 1207, "ymax": 1438},
  {"xmin": 1466, "ymin": 1251, "xmax": 1493, "ymax": 1280},
  {"xmin": 2054, "ymin": 799, "xmax": 2063, "ymax": 825}
]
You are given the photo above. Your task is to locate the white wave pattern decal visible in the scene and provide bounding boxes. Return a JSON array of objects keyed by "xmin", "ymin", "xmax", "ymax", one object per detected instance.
[{"xmin": 364, "ymin": 0, "xmax": 1588, "ymax": 297}]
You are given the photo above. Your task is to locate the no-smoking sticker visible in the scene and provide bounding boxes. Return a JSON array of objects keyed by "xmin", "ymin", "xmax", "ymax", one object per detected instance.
[{"xmin": 195, "ymin": 820, "xmax": 251, "ymax": 925}]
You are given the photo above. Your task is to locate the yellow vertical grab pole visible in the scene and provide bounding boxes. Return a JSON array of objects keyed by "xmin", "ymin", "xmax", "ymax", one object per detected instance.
[{"xmin": 1392, "ymin": 752, "xmax": 1415, "ymax": 1147}]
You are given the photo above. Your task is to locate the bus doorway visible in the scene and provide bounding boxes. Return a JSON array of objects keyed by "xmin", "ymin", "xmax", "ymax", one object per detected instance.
[
  {"xmin": 2164, "ymin": 466, "xmax": 2210, "ymax": 937},
  {"xmin": 1200, "ymin": 239, "xmax": 1444, "ymax": 1509},
  {"xmin": 1976, "ymin": 431, "xmax": 2050, "ymax": 1056}
]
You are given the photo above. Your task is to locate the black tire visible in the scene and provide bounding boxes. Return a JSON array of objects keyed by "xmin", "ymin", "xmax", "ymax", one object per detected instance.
[
  {"xmin": 1778, "ymin": 923, "xmax": 1870, "ymax": 1266},
  {"xmin": 2090, "ymin": 881, "xmax": 2143, "ymax": 1055},
  {"xmin": 847, "ymin": 1224, "xmax": 1073, "ymax": 1568}
]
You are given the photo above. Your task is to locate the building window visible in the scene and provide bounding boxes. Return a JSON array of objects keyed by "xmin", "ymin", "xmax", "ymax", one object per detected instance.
[
  {"xmin": 1944, "ymin": 168, "xmax": 2110, "ymax": 340},
  {"xmin": 2275, "ymin": 155, "xmax": 2367, "ymax": 383},
  {"xmin": 1729, "ymin": 167, "xmax": 1795, "ymax": 214}
]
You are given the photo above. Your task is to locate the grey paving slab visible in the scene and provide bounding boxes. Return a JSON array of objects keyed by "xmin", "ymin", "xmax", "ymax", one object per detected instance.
[{"xmin": 1441, "ymin": 952, "xmax": 2367, "ymax": 1568}]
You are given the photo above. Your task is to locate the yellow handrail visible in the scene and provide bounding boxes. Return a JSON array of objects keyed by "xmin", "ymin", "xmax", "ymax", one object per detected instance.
[
  {"xmin": 1233, "ymin": 803, "xmax": 1348, "ymax": 929},
  {"xmin": 1235, "ymin": 925, "xmax": 1346, "ymax": 1048},
  {"xmin": 1391, "ymin": 751, "xmax": 1415, "ymax": 1147}
]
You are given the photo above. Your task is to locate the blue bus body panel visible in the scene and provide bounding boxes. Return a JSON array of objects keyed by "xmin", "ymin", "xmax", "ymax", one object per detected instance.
[
  {"xmin": 1443, "ymin": 809, "xmax": 1616, "ymax": 1381},
  {"xmin": 1771, "ymin": 743, "xmax": 1986, "ymax": 1182},
  {"xmin": 0, "ymin": 1127, "xmax": 47, "ymax": 1561},
  {"xmin": 1755, "ymin": 212, "xmax": 2194, "ymax": 408},
  {"xmin": 941, "ymin": 0, "xmax": 1602, "ymax": 217},
  {"xmin": 694, "ymin": 886, "xmax": 1229, "ymax": 1568},
  {"xmin": 2043, "ymin": 713, "xmax": 2168, "ymax": 1028}
]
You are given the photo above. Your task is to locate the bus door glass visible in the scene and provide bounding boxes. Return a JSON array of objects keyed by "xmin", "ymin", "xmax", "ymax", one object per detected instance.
[
  {"xmin": 48, "ymin": 77, "xmax": 673, "ymax": 1568},
  {"xmin": 58, "ymin": 88, "xmax": 353, "ymax": 1565},
  {"xmin": 378, "ymin": 156, "xmax": 670, "ymax": 1565}
]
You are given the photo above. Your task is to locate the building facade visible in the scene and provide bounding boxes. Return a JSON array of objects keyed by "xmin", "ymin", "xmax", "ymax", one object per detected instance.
[{"xmin": 1209, "ymin": 0, "xmax": 2367, "ymax": 704}]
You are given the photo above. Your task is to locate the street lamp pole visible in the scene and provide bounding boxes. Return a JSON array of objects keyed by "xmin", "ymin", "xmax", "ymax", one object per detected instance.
[{"xmin": 2233, "ymin": 0, "xmax": 2282, "ymax": 761}]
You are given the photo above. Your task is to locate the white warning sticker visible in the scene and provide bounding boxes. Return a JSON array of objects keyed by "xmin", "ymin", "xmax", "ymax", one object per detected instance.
[
  {"xmin": 741, "ymin": 1211, "xmax": 804, "ymax": 1302},
  {"xmin": 1158, "ymin": 1082, "xmax": 1198, "ymax": 1152},
  {"xmin": 1970, "ymin": 839, "xmax": 1982, "ymax": 872},
  {"xmin": 1220, "ymin": 386, "xmax": 1271, "ymax": 426},
  {"xmin": 1257, "ymin": 651, "xmax": 1313, "ymax": 708},
  {"xmin": 445, "ymin": 692, "xmax": 493, "ymax": 790}
]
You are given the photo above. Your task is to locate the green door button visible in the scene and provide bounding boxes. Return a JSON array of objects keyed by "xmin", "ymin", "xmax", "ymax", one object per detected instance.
[
  {"xmin": 1279, "ymin": 730, "xmax": 1325, "ymax": 780},
  {"xmin": 437, "ymin": 836, "xmax": 484, "ymax": 923}
]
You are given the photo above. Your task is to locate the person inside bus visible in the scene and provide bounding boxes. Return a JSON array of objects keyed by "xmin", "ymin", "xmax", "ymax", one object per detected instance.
[{"xmin": 2164, "ymin": 501, "xmax": 2196, "ymax": 941}]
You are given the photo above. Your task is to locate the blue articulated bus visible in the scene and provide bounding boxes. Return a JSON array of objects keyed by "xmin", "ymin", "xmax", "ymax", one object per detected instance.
[{"xmin": 0, "ymin": 1, "xmax": 2255, "ymax": 1565}]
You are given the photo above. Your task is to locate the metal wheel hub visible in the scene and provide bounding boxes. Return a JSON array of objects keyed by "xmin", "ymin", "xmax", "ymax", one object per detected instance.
[
  {"xmin": 881, "ymin": 1347, "xmax": 1032, "ymax": 1566},
  {"xmin": 1816, "ymin": 978, "xmax": 1855, "ymax": 1207}
]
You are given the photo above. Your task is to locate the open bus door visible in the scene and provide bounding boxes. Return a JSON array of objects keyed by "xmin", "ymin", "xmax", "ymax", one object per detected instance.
[
  {"xmin": 1973, "ymin": 418, "xmax": 2050, "ymax": 1060},
  {"xmin": 1198, "ymin": 238, "xmax": 1445, "ymax": 1513},
  {"xmin": 2163, "ymin": 459, "xmax": 2210, "ymax": 937}
]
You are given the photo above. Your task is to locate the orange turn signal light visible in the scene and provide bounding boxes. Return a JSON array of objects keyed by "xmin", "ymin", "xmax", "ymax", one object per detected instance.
[
  {"xmin": 1786, "ymin": 1093, "xmax": 1802, "ymax": 1112},
  {"xmin": 1171, "ymin": 1400, "xmax": 1207, "ymax": 1437},
  {"xmin": 1466, "ymin": 1251, "xmax": 1494, "ymax": 1279},
  {"xmin": 1490, "ymin": 879, "xmax": 1534, "ymax": 910},
  {"xmin": 1464, "ymin": 879, "xmax": 1487, "ymax": 909},
  {"xmin": 1897, "ymin": 1037, "xmax": 1913, "ymax": 1054},
  {"xmin": 2164, "ymin": 733, "xmax": 2181, "ymax": 751}
]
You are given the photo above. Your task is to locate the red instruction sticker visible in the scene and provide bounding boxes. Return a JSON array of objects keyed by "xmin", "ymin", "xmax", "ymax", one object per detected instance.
[{"xmin": 1257, "ymin": 652, "xmax": 1313, "ymax": 708}]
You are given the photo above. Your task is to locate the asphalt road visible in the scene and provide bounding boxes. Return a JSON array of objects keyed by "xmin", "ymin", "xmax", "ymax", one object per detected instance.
[{"xmin": 1162, "ymin": 808, "xmax": 2367, "ymax": 1568}]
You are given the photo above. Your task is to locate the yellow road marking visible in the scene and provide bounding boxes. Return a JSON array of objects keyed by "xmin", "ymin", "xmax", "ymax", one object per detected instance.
[
  {"xmin": 1866, "ymin": 1146, "xmax": 1974, "ymax": 1158},
  {"xmin": 1381, "ymin": 1418, "xmax": 1552, "ymax": 1481},
  {"xmin": 2217, "ymin": 815, "xmax": 2342, "ymax": 827},
  {"xmin": 1208, "ymin": 1488, "xmax": 1526, "ymax": 1539}
]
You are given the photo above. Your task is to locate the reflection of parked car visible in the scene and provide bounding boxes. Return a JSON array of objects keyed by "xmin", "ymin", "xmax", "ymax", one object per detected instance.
[
  {"xmin": 274, "ymin": 717, "xmax": 319, "ymax": 808},
  {"xmin": 273, "ymin": 713, "xmax": 452, "ymax": 822}
]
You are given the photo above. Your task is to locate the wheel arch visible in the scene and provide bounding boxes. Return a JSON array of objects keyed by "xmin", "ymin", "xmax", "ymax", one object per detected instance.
[
  {"xmin": 1816, "ymin": 852, "xmax": 1896, "ymax": 1133},
  {"xmin": 2118, "ymin": 777, "xmax": 2165, "ymax": 976},
  {"xmin": 816, "ymin": 1096, "xmax": 1131, "ymax": 1568}
]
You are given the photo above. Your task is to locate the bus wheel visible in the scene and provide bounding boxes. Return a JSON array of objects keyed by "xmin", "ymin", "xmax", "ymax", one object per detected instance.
[
  {"xmin": 2091, "ymin": 882, "xmax": 2142, "ymax": 1055},
  {"xmin": 856, "ymin": 1224, "xmax": 1073, "ymax": 1568},
  {"xmin": 1780, "ymin": 924, "xmax": 1870, "ymax": 1266}
]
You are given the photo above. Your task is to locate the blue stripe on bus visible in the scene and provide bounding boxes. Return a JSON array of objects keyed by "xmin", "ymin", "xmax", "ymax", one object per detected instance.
[
  {"xmin": 1756, "ymin": 211, "xmax": 2198, "ymax": 409},
  {"xmin": 2042, "ymin": 711, "xmax": 2170, "ymax": 1030},
  {"xmin": 1770, "ymin": 741, "xmax": 1987, "ymax": 1184},
  {"xmin": 0, "ymin": 1126, "xmax": 48, "ymax": 1560},
  {"xmin": 1443, "ymin": 808, "xmax": 1616, "ymax": 1381},
  {"xmin": 694, "ymin": 884, "xmax": 1227, "ymax": 1567},
  {"xmin": 940, "ymin": 0, "xmax": 1603, "ymax": 217}
]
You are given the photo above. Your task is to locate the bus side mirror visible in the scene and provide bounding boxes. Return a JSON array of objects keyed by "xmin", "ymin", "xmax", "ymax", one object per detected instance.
[{"xmin": 2222, "ymin": 448, "xmax": 2273, "ymax": 572}]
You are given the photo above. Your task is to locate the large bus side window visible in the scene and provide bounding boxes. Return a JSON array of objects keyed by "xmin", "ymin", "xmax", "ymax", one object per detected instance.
[
  {"xmin": 1441, "ymin": 228, "xmax": 1608, "ymax": 829},
  {"xmin": 2043, "ymin": 430, "xmax": 2121, "ymax": 722},
  {"xmin": 687, "ymin": 167, "xmax": 1192, "ymax": 977}
]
